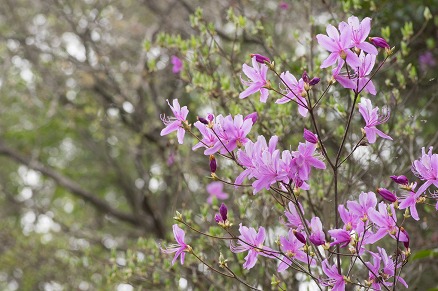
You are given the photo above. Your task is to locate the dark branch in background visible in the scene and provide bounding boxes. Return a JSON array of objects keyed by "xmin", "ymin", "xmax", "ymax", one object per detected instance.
[{"xmin": 0, "ymin": 141, "xmax": 143, "ymax": 228}]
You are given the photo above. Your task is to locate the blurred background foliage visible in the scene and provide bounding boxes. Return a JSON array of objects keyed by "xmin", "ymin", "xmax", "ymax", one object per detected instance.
[{"xmin": 0, "ymin": 0, "xmax": 437, "ymax": 290}]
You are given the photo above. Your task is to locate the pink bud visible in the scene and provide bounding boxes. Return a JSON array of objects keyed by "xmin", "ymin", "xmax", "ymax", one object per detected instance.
[
  {"xmin": 303, "ymin": 128, "xmax": 318, "ymax": 144},
  {"xmin": 244, "ymin": 112, "xmax": 258, "ymax": 124},
  {"xmin": 309, "ymin": 77, "xmax": 320, "ymax": 86},
  {"xmin": 377, "ymin": 188, "xmax": 397, "ymax": 203},
  {"xmin": 214, "ymin": 213, "xmax": 222, "ymax": 223},
  {"xmin": 369, "ymin": 37, "xmax": 390, "ymax": 49},
  {"xmin": 293, "ymin": 230, "xmax": 306, "ymax": 244},
  {"xmin": 209, "ymin": 155, "xmax": 217, "ymax": 173},
  {"xmin": 207, "ymin": 113, "xmax": 215, "ymax": 122},
  {"xmin": 390, "ymin": 175, "xmax": 409, "ymax": 185},
  {"xmin": 250, "ymin": 54, "xmax": 270, "ymax": 64},
  {"xmin": 309, "ymin": 235, "xmax": 324, "ymax": 246},
  {"xmin": 219, "ymin": 203, "xmax": 228, "ymax": 221},
  {"xmin": 402, "ymin": 229, "xmax": 410, "ymax": 248}
]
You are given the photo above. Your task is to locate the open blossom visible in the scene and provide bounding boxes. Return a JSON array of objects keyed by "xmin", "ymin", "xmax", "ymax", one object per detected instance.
[
  {"xmin": 161, "ymin": 224, "xmax": 190, "ymax": 265},
  {"xmin": 341, "ymin": 16, "xmax": 378, "ymax": 55},
  {"xmin": 368, "ymin": 202, "xmax": 408, "ymax": 243},
  {"xmin": 239, "ymin": 56, "xmax": 269, "ymax": 102},
  {"xmin": 291, "ymin": 142, "xmax": 326, "ymax": 181},
  {"xmin": 411, "ymin": 146, "xmax": 438, "ymax": 195},
  {"xmin": 160, "ymin": 99, "xmax": 189, "ymax": 144},
  {"xmin": 206, "ymin": 182, "xmax": 229, "ymax": 204},
  {"xmin": 278, "ymin": 230, "xmax": 315, "ymax": 272},
  {"xmin": 316, "ymin": 23, "xmax": 360, "ymax": 69},
  {"xmin": 276, "ymin": 71, "xmax": 309, "ymax": 117},
  {"xmin": 321, "ymin": 260, "xmax": 345, "ymax": 291},
  {"xmin": 284, "ymin": 201, "xmax": 305, "ymax": 230},
  {"xmin": 230, "ymin": 224, "xmax": 275, "ymax": 269},
  {"xmin": 328, "ymin": 228, "xmax": 351, "ymax": 248},
  {"xmin": 358, "ymin": 98, "xmax": 392, "ymax": 144}
]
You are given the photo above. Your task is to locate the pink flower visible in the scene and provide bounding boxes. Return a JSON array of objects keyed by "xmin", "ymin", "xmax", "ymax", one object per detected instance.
[
  {"xmin": 316, "ymin": 23, "xmax": 360, "ymax": 69},
  {"xmin": 321, "ymin": 260, "xmax": 345, "ymax": 291},
  {"xmin": 278, "ymin": 230, "xmax": 315, "ymax": 272},
  {"xmin": 230, "ymin": 224, "xmax": 275, "ymax": 269},
  {"xmin": 171, "ymin": 56, "xmax": 183, "ymax": 74},
  {"xmin": 347, "ymin": 191, "xmax": 377, "ymax": 221},
  {"xmin": 358, "ymin": 98, "xmax": 392, "ymax": 144},
  {"xmin": 161, "ymin": 224, "xmax": 190, "ymax": 265},
  {"xmin": 309, "ymin": 216, "xmax": 325, "ymax": 246},
  {"xmin": 160, "ymin": 99, "xmax": 189, "ymax": 144},
  {"xmin": 291, "ymin": 142, "xmax": 326, "ymax": 181},
  {"xmin": 328, "ymin": 228, "xmax": 351, "ymax": 248},
  {"xmin": 275, "ymin": 71, "xmax": 309, "ymax": 117},
  {"xmin": 398, "ymin": 183, "xmax": 420, "ymax": 220},
  {"xmin": 206, "ymin": 181, "xmax": 229, "ymax": 204},
  {"xmin": 411, "ymin": 146, "xmax": 438, "ymax": 195},
  {"xmin": 239, "ymin": 56, "xmax": 270, "ymax": 102},
  {"xmin": 342, "ymin": 16, "xmax": 378, "ymax": 55},
  {"xmin": 368, "ymin": 202, "xmax": 408, "ymax": 243}
]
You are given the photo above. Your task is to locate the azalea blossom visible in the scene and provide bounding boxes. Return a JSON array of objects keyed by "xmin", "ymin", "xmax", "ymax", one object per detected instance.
[
  {"xmin": 230, "ymin": 224, "xmax": 275, "ymax": 269},
  {"xmin": 206, "ymin": 181, "xmax": 229, "ymax": 204},
  {"xmin": 309, "ymin": 216, "xmax": 325, "ymax": 246},
  {"xmin": 239, "ymin": 56, "xmax": 270, "ymax": 102},
  {"xmin": 411, "ymin": 146, "xmax": 438, "ymax": 195},
  {"xmin": 341, "ymin": 16, "xmax": 378, "ymax": 55},
  {"xmin": 368, "ymin": 202, "xmax": 408, "ymax": 243},
  {"xmin": 161, "ymin": 224, "xmax": 190, "ymax": 265},
  {"xmin": 398, "ymin": 182, "xmax": 421, "ymax": 220},
  {"xmin": 291, "ymin": 141, "xmax": 326, "ymax": 181},
  {"xmin": 316, "ymin": 23, "xmax": 360, "ymax": 69},
  {"xmin": 321, "ymin": 259, "xmax": 346, "ymax": 291},
  {"xmin": 278, "ymin": 230, "xmax": 315, "ymax": 272},
  {"xmin": 160, "ymin": 99, "xmax": 189, "ymax": 144},
  {"xmin": 276, "ymin": 71, "xmax": 309, "ymax": 117},
  {"xmin": 358, "ymin": 98, "xmax": 392, "ymax": 144}
]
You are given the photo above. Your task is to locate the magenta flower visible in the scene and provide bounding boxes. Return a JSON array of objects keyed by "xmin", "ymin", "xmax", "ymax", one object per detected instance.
[
  {"xmin": 368, "ymin": 202, "xmax": 408, "ymax": 243},
  {"xmin": 328, "ymin": 229, "xmax": 351, "ymax": 248},
  {"xmin": 321, "ymin": 259, "xmax": 345, "ymax": 291},
  {"xmin": 161, "ymin": 224, "xmax": 190, "ymax": 265},
  {"xmin": 377, "ymin": 188, "xmax": 398, "ymax": 203},
  {"xmin": 390, "ymin": 175, "xmax": 409, "ymax": 185},
  {"xmin": 215, "ymin": 203, "xmax": 228, "ymax": 223},
  {"xmin": 206, "ymin": 181, "xmax": 229, "ymax": 204},
  {"xmin": 369, "ymin": 37, "xmax": 390, "ymax": 49},
  {"xmin": 160, "ymin": 99, "xmax": 189, "ymax": 144},
  {"xmin": 278, "ymin": 230, "xmax": 315, "ymax": 272},
  {"xmin": 366, "ymin": 247, "xmax": 408, "ymax": 289},
  {"xmin": 303, "ymin": 128, "xmax": 318, "ymax": 144},
  {"xmin": 346, "ymin": 191, "xmax": 377, "ymax": 221},
  {"xmin": 230, "ymin": 224, "xmax": 275, "ymax": 269},
  {"xmin": 171, "ymin": 56, "xmax": 183, "ymax": 74},
  {"xmin": 291, "ymin": 142, "xmax": 326, "ymax": 181},
  {"xmin": 398, "ymin": 183, "xmax": 420, "ymax": 220},
  {"xmin": 358, "ymin": 98, "xmax": 392, "ymax": 144},
  {"xmin": 276, "ymin": 71, "xmax": 309, "ymax": 117},
  {"xmin": 316, "ymin": 23, "xmax": 360, "ymax": 69},
  {"xmin": 239, "ymin": 56, "xmax": 269, "ymax": 102},
  {"xmin": 309, "ymin": 216, "xmax": 325, "ymax": 246},
  {"xmin": 411, "ymin": 146, "xmax": 438, "ymax": 195},
  {"xmin": 342, "ymin": 16, "xmax": 378, "ymax": 55}
]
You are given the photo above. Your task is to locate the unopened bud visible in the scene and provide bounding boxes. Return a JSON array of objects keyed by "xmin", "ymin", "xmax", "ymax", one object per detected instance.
[
  {"xmin": 207, "ymin": 113, "xmax": 215, "ymax": 122},
  {"xmin": 390, "ymin": 175, "xmax": 409, "ymax": 185},
  {"xmin": 219, "ymin": 203, "xmax": 228, "ymax": 221},
  {"xmin": 293, "ymin": 230, "xmax": 306, "ymax": 244},
  {"xmin": 302, "ymin": 71, "xmax": 310, "ymax": 83},
  {"xmin": 244, "ymin": 112, "xmax": 258, "ymax": 124},
  {"xmin": 197, "ymin": 116, "xmax": 209, "ymax": 125},
  {"xmin": 309, "ymin": 77, "xmax": 320, "ymax": 86},
  {"xmin": 303, "ymin": 128, "xmax": 318, "ymax": 144},
  {"xmin": 209, "ymin": 155, "xmax": 217, "ymax": 173},
  {"xmin": 377, "ymin": 188, "xmax": 398, "ymax": 203},
  {"xmin": 250, "ymin": 53, "xmax": 271, "ymax": 64},
  {"xmin": 369, "ymin": 37, "xmax": 390, "ymax": 49},
  {"xmin": 402, "ymin": 228, "xmax": 410, "ymax": 248}
]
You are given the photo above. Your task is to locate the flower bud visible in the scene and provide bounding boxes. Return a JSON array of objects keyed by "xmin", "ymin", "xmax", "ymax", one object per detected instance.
[
  {"xmin": 302, "ymin": 71, "xmax": 310, "ymax": 83},
  {"xmin": 293, "ymin": 230, "xmax": 306, "ymax": 244},
  {"xmin": 369, "ymin": 37, "xmax": 390, "ymax": 49},
  {"xmin": 207, "ymin": 113, "xmax": 215, "ymax": 122},
  {"xmin": 214, "ymin": 213, "xmax": 222, "ymax": 223},
  {"xmin": 402, "ymin": 228, "xmax": 410, "ymax": 249},
  {"xmin": 377, "ymin": 188, "xmax": 398, "ymax": 203},
  {"xmin": 209, "ymin": 155, "xmax": 217, "ymax": 173},
  {"xmin": 390, "ymin": 175, "xmax": 409, "ymax": 185},
  {"xmin": 250, "ymin": 53, "xmax": 270, "ymax": 64},
  {"xmin": 219, "ymin": 203, "xmax": 228, "ymax": 221},
  {"xmin": 244, "ymin": 112, "xmax": 258, "ymax": 124},
  {"xmin": 309, "ymin": 77, "xmax": 320, "ymax": 86},
  {"xmin": 303, "ymin": 128, "xmax": 318, "ymax": 144},
  {"xmin": 197, "ymin": 116, "xmax": 209, "ymax": 125}
]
